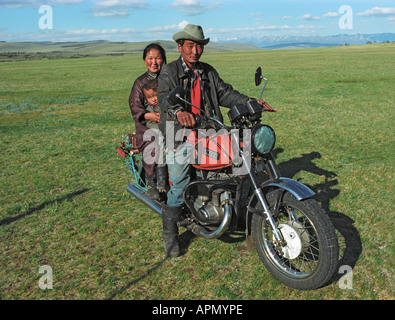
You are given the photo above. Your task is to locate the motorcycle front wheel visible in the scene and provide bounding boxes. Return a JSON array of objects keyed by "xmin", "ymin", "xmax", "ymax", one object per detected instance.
[{"xmin": 251, "ymin": 190, "xmax": 339, "ymax": 290}]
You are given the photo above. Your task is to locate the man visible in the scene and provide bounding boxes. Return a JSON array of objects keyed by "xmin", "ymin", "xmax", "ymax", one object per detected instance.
[{"xmin": 157, "ymin": 24, "xmax": 269, "ymax": 258}]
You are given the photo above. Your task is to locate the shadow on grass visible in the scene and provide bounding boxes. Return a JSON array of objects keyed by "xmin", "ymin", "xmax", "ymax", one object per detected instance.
[
  {"xmin": 0, "ymin": 188, "xmax": 89, "ymax": 226},
  {"xmin": 106, "ymin": 257, "xmax": 168, "ymax": 300},
  {"xmin": 273, "ymin": 148, "xmax": 363, "ymax": 283},
  {"xmin": 178, "ymin": 230, "xmax": 198, "ymax": 255},
  {"xmin": 105, "ymin": 230, "xmax": 199, "ymax": 300}
]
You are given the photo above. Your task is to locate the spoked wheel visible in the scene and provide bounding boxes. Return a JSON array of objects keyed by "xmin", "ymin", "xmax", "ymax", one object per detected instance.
[{"xmin": 252, "ymin": 190, "xmax": 339, "ymax": 290}]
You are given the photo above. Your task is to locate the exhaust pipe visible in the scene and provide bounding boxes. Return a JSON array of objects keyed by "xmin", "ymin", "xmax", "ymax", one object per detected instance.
[
  {"xmin": 127, "ymin": 184, "xmax": 162, "ymax": 215},
  {"xmin": 198, "ymin": 203, "xmax": 232, "ymax": 239},
  {"xmin": 187, "ymin": 203, "xmax": 232, "ymax": 239},
  {"xmin": 127, "ymin": 184, "xmax": 232, "ymax": 239}
]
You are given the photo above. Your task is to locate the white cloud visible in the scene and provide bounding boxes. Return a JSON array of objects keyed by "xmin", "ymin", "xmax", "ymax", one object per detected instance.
[
  {"xmin": 323, "ymin": 12, "xmax": 338, "ymax": 18},
  {"xmin": 93, "ymin": 0, "xmax": 146, "ymax": 10},
  {"xmin": 92, "ymin": 0, "xmax": 146, "ymax": 18},
  {"xmin": 301, "ymin": 13, "xmax": 320, "ymax": 21},
  {"xmin": 148, "ymin": 20, "xmax": 189, "ymax": 32},
  {"xmin": 357, "ymin": 7, "xmax": 395, "ymax": 17},
  {"xmin": 170, "ymin": 0, "xmax": 220, "ymax": 16},
  {"xmin": 0, "ymin": 0, "xmax": 86, "ymax": 8},
  {"xmin": 65, "ymin": 28, "xmax": 138, "ymax": 35},
  {"xmin": 207, "ymin": 24, "xmax": 291, "ymax": 36},
  {"xmin": 92, "ymin": 10, "xmax": 129, "ymax": 18},
  {"xmin": 296, "ymin": 25, "xmax": 319, "ymax": 30}
]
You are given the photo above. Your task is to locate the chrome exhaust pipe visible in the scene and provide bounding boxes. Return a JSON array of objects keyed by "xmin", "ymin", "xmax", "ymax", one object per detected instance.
[
  {"xmin": 198, "ymin": 203, "xmax": 232, "ymax": 239},
  {"xmin": 127, "ymin": 184, "xmax": 162, "ymax": 215},
  {"xmin": 127, "ymin": 184, "xmax": 232, "ymax": 239}
]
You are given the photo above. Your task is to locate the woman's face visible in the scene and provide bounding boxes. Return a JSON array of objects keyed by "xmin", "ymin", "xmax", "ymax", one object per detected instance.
[{"xmin": 144, "ymin": 48, "xmax": 164, "ymax": 74}]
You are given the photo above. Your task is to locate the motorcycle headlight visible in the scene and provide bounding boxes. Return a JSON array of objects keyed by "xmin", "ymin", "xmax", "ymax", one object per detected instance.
[{"xmin": 251, "ymin": 124, "xmax": 275, "ymax": 155}]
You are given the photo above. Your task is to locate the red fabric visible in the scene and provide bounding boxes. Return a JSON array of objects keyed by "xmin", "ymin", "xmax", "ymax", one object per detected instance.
[
  {"xmin": 190, "ymin": 71, "xmax": 201, "ymax": 114},
  {"xmin": 188, "ymin": 71, "xmax": 202, "ymax": 145}
]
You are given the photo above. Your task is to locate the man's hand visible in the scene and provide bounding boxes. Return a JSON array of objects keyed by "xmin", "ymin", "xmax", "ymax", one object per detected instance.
[
  {"xmin": 176, "ymin": 111, "xmax": 196, "ymax": 127},
  {"xmin": 257, "ymin": 99, "xmax": 276, "ymax": 112}
]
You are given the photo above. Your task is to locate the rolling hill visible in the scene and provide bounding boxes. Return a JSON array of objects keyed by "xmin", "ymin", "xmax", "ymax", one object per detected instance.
[{"xmin": 0, "ymin": 40, "xmax": 262, "ymax": 56}]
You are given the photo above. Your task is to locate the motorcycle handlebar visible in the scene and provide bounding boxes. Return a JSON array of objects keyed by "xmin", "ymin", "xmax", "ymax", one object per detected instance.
[
  {"xmin": 193, "ymin": 114, "xmax": 231, "ymax": 130},
  {"xmin": 169, "ymin": 87, "xmax": 275, "ymax": 129}
]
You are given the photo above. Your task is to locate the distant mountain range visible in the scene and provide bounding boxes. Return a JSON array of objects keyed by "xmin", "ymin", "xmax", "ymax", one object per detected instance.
[{"xmin": 222, "ymin": 33, "xmax": 395, "ymax": 49}]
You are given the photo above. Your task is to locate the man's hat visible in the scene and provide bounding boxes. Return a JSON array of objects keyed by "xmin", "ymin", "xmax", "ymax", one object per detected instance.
[{"xmin": 173, "ymin": 24, "xmax": 210, "ymax": 45}]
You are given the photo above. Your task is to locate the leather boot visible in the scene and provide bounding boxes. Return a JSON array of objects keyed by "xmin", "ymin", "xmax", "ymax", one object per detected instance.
[
  {"xmin": 146, "ymin": 177, "xmax": 160, "ymax": 200},
  {"xmin": 155, "ymin": 166, "xmax": 168, "ymax": 192},
  {"xmin": 162, "ymin": 204, "xmax": 181, "ymax": 258}
]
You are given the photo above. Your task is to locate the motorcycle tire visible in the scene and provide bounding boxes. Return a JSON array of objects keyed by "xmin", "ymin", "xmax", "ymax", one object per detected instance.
[{"xmin": 251, "ymin": 190, "xmax": 339, "ymax": 290}]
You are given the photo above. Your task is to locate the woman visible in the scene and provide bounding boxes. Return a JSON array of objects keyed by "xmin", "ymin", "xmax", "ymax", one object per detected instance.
[{"xmin": 129, "ymin": 43, "xmax": 167, "ymax": 200}]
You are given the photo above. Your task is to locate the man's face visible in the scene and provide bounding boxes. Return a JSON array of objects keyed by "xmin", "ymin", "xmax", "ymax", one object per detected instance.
[{"xmin": 178, "ymin": 40, "xmax": 204, "ymax": 68}]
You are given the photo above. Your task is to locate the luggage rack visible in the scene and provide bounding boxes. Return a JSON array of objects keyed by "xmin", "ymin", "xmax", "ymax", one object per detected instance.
[{"xmin": 116, "ymin": 133, "xmax": 147, "ymax": 192}]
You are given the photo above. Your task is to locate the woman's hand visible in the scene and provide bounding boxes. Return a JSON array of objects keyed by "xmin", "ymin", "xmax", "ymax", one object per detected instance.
[{"xmin": 144, "ymin": 112, "xmax": 160, "ymax": 123}]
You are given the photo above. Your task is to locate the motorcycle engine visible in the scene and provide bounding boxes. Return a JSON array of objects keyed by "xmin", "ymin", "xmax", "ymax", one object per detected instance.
[{"xmin": 192, "ymin": 188, "xmax": 228, "ymax": 225}]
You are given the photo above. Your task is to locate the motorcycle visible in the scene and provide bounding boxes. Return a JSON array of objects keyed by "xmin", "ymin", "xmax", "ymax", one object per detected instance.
[{"xmin": 117, "ymin": 67, "xmax": 339, "ymax": 290}]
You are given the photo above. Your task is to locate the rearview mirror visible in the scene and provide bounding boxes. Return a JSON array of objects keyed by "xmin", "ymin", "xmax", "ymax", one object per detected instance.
[
  {"xmin": 255, "ymin": 67, "xmax": 269, "ymax": 101},
  {"xmin": 168, "ymin": 86, "xmax": 186, "ymax": 105},
  {"xmin": 255, "ymin": 67, "xmax": 263, "ymax": 86}
]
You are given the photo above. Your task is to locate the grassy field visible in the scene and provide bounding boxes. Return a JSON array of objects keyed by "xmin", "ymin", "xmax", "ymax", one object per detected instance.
[{"xmin": 0, "ymin": 43, "xmax": 393, "ymax": 300}]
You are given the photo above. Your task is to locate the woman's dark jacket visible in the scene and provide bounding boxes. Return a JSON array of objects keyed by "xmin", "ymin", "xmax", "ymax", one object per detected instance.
[{"xmin": 129, "ymin": 72, "xmax": 157, "ymax": 151}]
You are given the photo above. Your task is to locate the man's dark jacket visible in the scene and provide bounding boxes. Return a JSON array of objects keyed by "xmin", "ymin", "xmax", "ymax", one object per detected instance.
[{"xmin": 158, "ymin": 56, "xmax": 250, "ymax": 148}]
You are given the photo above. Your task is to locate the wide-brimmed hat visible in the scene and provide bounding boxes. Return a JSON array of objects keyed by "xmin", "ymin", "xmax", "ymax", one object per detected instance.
[{"xmin": 173, "ymin": 24, "xmax": 210, "ymax": 45}]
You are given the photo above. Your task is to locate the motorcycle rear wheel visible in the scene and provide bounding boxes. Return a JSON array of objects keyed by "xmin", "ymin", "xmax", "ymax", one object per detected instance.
[{"xmin": 252, "ymin": 190, "xmax": 339, "ymax": 290}]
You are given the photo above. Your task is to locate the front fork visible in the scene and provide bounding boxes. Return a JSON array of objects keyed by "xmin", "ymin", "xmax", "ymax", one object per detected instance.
[
  {"xmin": 237, "ymin": 140, "xmax": 284, "ymax": 244},
  {"xmin": 246, "ymin": 164, "xmax": 284, "ymax": 244}
]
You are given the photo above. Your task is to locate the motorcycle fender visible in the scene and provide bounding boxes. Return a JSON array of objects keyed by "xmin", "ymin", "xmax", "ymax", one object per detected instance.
[
  {"xmin": 245, "ymin": 177, "xmax": 315, "ymax": 239},
  {"xmin": 260, "ymin": 177, "xmax": 315, "ymax": 201}
]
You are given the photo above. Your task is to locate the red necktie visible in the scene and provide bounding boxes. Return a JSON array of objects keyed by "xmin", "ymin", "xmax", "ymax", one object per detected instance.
[{"xmin": 190, "ymin": 71, "xmax": 201, "ymax": 115}]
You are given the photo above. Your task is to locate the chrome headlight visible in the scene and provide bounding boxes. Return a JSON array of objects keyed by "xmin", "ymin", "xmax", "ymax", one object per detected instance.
[{"xmin": 251, "ymin": 124, "xmax": 276, "ymax": 155}]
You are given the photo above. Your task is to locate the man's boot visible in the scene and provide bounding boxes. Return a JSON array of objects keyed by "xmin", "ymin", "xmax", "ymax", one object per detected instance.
[
  {"xmin": 155, "ymin": 166, "xmax": 168, "ymax": 193},
  {"xmin": 161, "ymin": 204, "xmax": 181, "ymax": 258},
  {"xmin": 146, "ymin": 176, "xmax": 160, "ymax": 200}
]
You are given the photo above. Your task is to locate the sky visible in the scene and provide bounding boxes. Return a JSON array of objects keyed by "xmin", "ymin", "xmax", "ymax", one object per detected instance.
[{"xmin": 0, "ymin": 0, "xmax": 394, "ymax": 42}]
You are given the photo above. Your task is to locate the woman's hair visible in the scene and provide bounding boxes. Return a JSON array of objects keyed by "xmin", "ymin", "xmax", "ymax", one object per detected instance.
[{"xmin": 143, "ymin": 43, "xmax": 167, "ymax": 65}]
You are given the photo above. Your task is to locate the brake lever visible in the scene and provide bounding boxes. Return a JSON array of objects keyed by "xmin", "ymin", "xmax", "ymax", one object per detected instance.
[{"xmin": 261, "ymin": 101, "xmax": 277, "ymax": 113}]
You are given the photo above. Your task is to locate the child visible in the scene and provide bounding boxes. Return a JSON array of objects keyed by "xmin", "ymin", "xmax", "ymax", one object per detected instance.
[{"xmin": 142, "ymin": 78, "xmax": 167, "ymax": 193}]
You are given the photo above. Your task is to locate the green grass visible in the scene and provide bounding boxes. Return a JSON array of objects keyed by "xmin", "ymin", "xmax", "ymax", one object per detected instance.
[{"xmin": 0, "ymin": 43, "xmax": 394, "ymax": 300}]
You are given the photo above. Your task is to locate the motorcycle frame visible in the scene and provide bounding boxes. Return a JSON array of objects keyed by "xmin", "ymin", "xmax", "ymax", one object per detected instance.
[
  {"xmin": 181, "ymin": 127, "xmax": 315, "ymax": 243},
  {"xmin": 127, "ymin": 84, "xmax": 316, "ymax": 244},
  {"xmin": 182, "ymin": 173, "xmax": 245, "ymax": 238}
]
